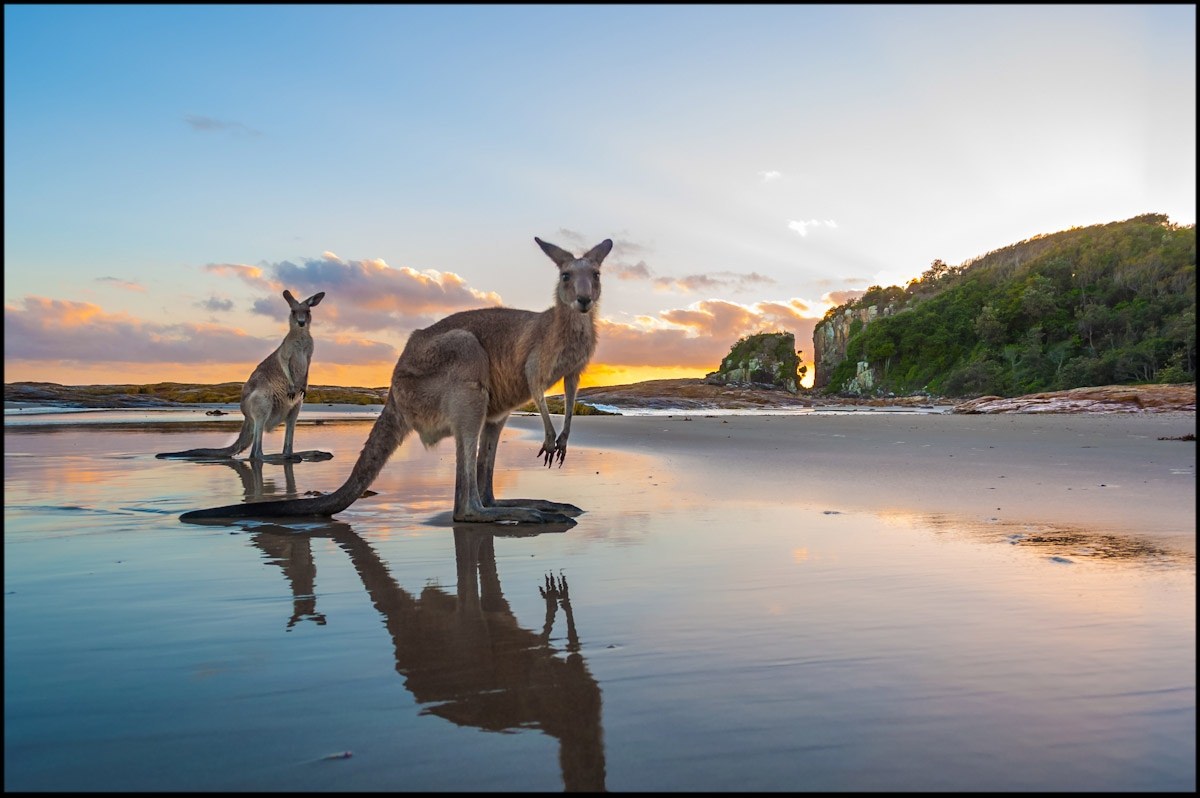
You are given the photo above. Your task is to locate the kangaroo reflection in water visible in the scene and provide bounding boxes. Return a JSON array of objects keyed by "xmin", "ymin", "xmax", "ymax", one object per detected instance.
[{"xmin": 198, "ymin": 458, "xmax": 607, "ymax": 792}]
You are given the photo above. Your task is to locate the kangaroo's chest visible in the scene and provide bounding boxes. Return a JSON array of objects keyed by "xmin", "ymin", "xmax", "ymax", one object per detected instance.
[{"xmin": 548, "ymin": 324, "xmax": 595, "ymax": 377}]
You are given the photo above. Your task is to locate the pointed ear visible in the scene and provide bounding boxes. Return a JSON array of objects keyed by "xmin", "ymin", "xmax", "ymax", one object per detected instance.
[
  {"xmin": 584, "ymin": 239, "xmax": 613, "ymax": 265},
  {"xmin": 535, "ymin": 237, "xmax": 577, "ymax": 267},
  {"xmin": 283, "ymin": 290, "xmax": 298, "ymax": 307},
  {"xmin": 305, "ymin": 292, "xmax": 325, "ymax": 308}
]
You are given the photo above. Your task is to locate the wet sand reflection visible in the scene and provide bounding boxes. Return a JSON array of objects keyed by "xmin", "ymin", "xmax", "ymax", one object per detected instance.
[{"xmin": 192, "ymin": 459, "xmax": 606, "ymax": 792}]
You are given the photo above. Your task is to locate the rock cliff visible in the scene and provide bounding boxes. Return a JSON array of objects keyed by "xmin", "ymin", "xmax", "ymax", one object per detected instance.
[{"xmin": 812, "ymin": 303, "xmax": 899, "ymax": 391}]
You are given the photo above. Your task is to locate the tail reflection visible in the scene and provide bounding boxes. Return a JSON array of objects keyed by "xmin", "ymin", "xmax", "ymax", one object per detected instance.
[
  {"xmin": 232, "ymin": 516, "xmax": 606, "ymax": 791},
  {"xmin": 198, "ymin": 459, "xmax": 327, "ymax": 629}
]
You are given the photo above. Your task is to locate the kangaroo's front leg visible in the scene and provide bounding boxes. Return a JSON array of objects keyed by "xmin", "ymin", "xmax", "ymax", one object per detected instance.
[
  {"xmin": 550, "ymin": 371, "xmax": 581, "ymax": 468},
  {"xmin": 529, "ymin": 394, "xmax": 559, "ymax": 468}
]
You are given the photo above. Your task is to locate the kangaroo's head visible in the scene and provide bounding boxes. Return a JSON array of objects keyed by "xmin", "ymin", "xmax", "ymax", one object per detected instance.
[
  {"xmin": 535, "ymin": 237, "xmax": 613, "ymax": 315},
  {"xmin": 282, "ymin": 290, "xmax": 325, "ymax": 330}
]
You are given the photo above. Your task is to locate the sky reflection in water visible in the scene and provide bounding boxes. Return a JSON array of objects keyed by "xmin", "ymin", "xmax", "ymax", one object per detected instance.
[{"xmin": 3, "ymin": 420, "xmax": 1194, "ymax": 791}]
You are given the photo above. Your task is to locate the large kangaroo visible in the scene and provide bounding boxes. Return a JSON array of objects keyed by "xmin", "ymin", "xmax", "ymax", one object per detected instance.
[
  {"xmin": 159, "ymin": 290, "xmax": 327, "ymax": 462},
  {"xmin": 180, "ymin": 237, "xmax": 612, "ymax": 524}
]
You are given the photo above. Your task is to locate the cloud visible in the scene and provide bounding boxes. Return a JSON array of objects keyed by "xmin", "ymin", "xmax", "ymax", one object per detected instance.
[
  {"xmin": 759, "ymin": 170, "xmax": 783, "ymax": 182},
  {"xmin": 611, "ymin": 238, "xmax": 651, "ymax": 258},
  {"xmin": 598, "ymin": 232, "xmax": 777, "ymax": 295},
  {"xmin": 554, "ymin": 228, "xmax": 588, "ymax": 247},
  {"xmin": 607, "ymin": 257, "xmax": 776, "ymax": 294},
  {"xmin": 184, "ymin": 114, "xmax": 262, "ymax": 137},
  {"xmin": 787, "ymin": 218, "xmax": 839, "ymax": 237},
  {"xmin": 657, "ymin": 271, "xmax": 777, "ymax": 293},
  {"xmin": 657, "ymin": 274, "xmax": 725, "ymax": 293},
  {"xmin": 595, "ymin": 297, "xmax": 820, "ymax": 370},
  {"xmin": 610, "ymin": 259, "xmax": 653, "ymax": 281},
  {"xmin": 821, "ymin": 289, "xmax": 866, "ymax": 307},
  {"xmin": 4, "ymin": 296, "xmax": 394, "ymax": 366},
  {"xmin": 204, "ymin": 262, "xmax": 273, "ymax": 291},
  {"xmin": 197, "ymin": 296, "xmax": 235, "ymax": 313},
  {"xmin": 206, "ymin": 254, "xmax": 504, "ymax": 333},
  {"xmin": 95, "ymin": 277, "xmax": 146, "ymax": 292}
]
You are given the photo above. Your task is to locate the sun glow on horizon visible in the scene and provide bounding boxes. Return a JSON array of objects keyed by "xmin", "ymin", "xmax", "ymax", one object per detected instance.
[{"xmin": 5, "ymin": 360, "xmax": 817, "ymax": 391}]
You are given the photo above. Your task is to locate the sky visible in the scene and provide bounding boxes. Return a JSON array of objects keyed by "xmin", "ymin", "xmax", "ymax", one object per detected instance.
[{"xmin": 4, "ymin": 4, "xmax": 1196, "ymax": 390}]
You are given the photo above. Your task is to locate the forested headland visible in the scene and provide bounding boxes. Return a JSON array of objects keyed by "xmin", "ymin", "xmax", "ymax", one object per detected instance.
[{"xmin": 819, "ymin": 214, "xmax": 1196, "ymax": 397}]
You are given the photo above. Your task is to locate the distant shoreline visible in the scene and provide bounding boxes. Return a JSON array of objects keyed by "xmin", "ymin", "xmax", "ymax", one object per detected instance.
[{"xmin": 3, "ymin": 379, "xmax": 1195, "ymax": 415}]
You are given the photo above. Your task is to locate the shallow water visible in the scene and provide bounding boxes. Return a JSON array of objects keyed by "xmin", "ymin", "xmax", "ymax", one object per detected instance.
[{"xmin": 4, "ymin": 418, "xmax": 1195, "ymax": 791}]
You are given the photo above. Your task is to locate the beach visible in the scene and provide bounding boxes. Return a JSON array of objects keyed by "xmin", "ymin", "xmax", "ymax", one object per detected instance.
[{"xmin": 4, "ymin": 407, "xmax": 1196, "ymax": 791}]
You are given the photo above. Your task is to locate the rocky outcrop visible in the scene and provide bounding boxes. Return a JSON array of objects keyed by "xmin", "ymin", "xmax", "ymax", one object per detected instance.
[
  {"xmin": 704, "ymin": 332, "xmax": 801, "ymax": 393},
  {"xmin": 3, "ymin": 381, "xmax": 389, "ymax": 409},
  {"xmin": 4, "ymin": 382, "xmax": 180, "ymax": 408},
  {"xmin": 952, "ymin": 384, "xmax": 1196, "ymax": 414},
  {"xmin": 812, "ymin": 303, "xmax": 899, "ymax": 390}
]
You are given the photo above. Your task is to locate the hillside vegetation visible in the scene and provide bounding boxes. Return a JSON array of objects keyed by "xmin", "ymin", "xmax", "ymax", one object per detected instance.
[{"xmin": 822, "ymin": 214, "xmax": 1196, "ymax": 396}]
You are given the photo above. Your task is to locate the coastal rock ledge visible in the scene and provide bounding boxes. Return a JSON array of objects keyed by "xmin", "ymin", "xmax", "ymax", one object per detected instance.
[{"xmin": 953, "ymin": 384, "xmax": 1195, "ymax": 414}]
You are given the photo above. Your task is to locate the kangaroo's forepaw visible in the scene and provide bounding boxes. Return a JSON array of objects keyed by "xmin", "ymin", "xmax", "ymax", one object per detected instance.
[{"xmin": 538, "ymin": 444, "xmax": 567, "ymax": 468}]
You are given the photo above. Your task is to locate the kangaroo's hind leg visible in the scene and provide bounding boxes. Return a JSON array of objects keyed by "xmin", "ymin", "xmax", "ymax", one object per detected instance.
[
  {"xmin": 477, "ymin": 414, "xmax": 583, "ymax": 516},
  {"xmin": 240, "ymin": 389, "xmax": 273, "ymax": 462},
  {"xmin": 424, "ymin": 331, "xmax": 572, "ymax": 525},
  {"xmin": 271, "ymin": 400, "xmax": 333, "ymax": 463},
  {"xmin": 281, "ymin": 402, "xmax": 300, "ymax": 459}
]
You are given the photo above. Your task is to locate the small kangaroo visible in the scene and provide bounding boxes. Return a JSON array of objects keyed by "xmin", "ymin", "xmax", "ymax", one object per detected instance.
[
  {"xmin": 181, "ymin": 237, "xmax": 611, "ymax": 524},
  {"xmin": 159, "ymin": 290, "xmax": 327, "ymax": 462}
]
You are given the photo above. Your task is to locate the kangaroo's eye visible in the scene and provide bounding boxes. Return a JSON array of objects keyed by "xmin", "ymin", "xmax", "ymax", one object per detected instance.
[
  {"xmin": 592, "ymin": 271, "xmax": 600, "ymax": 281},
  {"xmin": 561, "ymin": 273, "xmax": 570, "ymax": 283}
]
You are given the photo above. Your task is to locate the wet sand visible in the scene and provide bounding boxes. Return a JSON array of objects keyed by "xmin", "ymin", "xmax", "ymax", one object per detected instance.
[
  {"xmin": 559, "ymin": 410, "xmax": 1197, "ymax": 549},
  {"xmin": 3, "ymin": 410, "xmax": 1196, "ymax": 791}
]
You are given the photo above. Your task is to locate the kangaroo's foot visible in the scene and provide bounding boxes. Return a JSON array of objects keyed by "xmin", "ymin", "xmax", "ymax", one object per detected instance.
[
  {"xmin": 275, "ymin": 450, "xmax": 334, "ymax": 463},
  {"xmin": 156, "ymin": 451, "xmax": 235, "ymax": 460},
  {"xmin": 257, "ymin": 453, "xmax": 298, "ymax": 464},
  {"xmin": 488, "ymin": 498, "xmax": 584, "ymax": 517},
  {"xmin": 454, "ymin": 505, "xmax": 575, "ymax": 525}
]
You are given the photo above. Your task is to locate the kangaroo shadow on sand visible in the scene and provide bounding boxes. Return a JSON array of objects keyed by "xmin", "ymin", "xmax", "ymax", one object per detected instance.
[{"xmin": 184, "ymin": 459, "xmax": 606, "ymax": 792}]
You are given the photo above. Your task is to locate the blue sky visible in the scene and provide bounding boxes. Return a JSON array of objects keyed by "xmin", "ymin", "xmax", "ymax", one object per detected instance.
[{"xmin": 4, "ymin": 4, "xmax": 1196, "ymax": 388}]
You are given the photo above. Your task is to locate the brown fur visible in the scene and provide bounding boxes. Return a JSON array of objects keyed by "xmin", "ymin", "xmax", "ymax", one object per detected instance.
[
  {"xmin": 159, "ymin": 290, "xmax": 327, "ymax": 461},
  {"xmin": 181, "ymin": 237, "xmax": 612, "ymax": 524}
]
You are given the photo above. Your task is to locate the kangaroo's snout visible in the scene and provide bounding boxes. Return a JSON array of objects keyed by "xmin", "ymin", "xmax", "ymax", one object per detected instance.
[{"xmin": 576, "ymin": 296, "xmax": 592, "ymax": 312}]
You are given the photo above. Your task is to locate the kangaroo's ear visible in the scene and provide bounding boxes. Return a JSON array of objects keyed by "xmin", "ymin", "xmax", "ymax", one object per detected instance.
[
  {"xmin": 305, "ymin": 292, "xmax": 325, "ymax": 308},
  {"xmin": 535, "ymin": 237, "xmax": 577, "ymax": 267},
  {"xmin": 283, "ymin": 290, "xmax": 298, "ymax": 307},
  {"xmin": 584, "ymin": 239, "xmax": 614, "ymax": 266}
]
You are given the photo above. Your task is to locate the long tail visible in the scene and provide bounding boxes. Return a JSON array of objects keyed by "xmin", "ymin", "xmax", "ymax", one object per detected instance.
[
  {"xmin": 180, "ymin": 393, "xmax": 410, "ymax": 521},
  {"xmin": 157, "ymin": 418, "xmax": 254, "ymax": 459}
]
